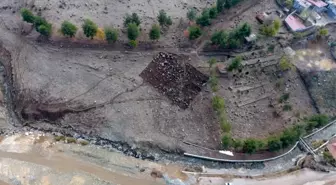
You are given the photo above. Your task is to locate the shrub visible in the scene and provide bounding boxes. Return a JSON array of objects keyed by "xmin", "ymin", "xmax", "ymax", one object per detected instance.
[
  {"xmin": 311, "ymin": 140, "xmax": 324, "ymax": 149},
  {"xmin": 158, "ymin": 10, "xmax": 172, "ymax": 27},
  {"xmin": 243, "ymin": 139, "xmax": 258, "ymax": 154},
  {"xmin": 212, "ymin": 95, "xmax": 225, "ymax": 113},
  {"xmin": 279, "ymin": 56, "xmax": 293, "ymax": 71},
  {"xmin": 233, "ymin": 139, "xmax": 243, "ymax": 150},
  {"xmin": 209, "ymin": 7, "xmax": 218, "ymax": 19},
  {"xmin": 209, "ymin": 76, "xmax": 219, "ymax": 92},
  {"xmin": 55, "ymin": 135, "xmax": 65, "ymax": 141},
  {"xmin": 127, "ymin": 23, "xmax": 140, "ymax": 40},
  {"xmin": 104, "ymin": 27, "xmax": 118, "ymax": 43},
  {"xmin": 227, "ymin": 56, "xmax": 243, "ymax": 71},
  {"xmin": 129, "ymin": 40, "xmax": 138, "ymax": 48},
  {"xmin": 196, "ymin": 9, "xmax": 211, "ymax": 26},
  {"xmin": 34, "ymin": 16, "xmax": 48, "ymax": 31},
  {"xmin": 82, "ymin": 19, "xmax": 98, "ymax": 39},
  {"xmin": 280, "ymin": 128, "xmax": 298, "ymax": 148},
  {"xmin": 285, "ymin": 0, "xmax": 294, "ymax": 8},
  {"xmin": 187, "ymin": 8, "xmax": 197, "ymax": 21},
  {"xmin": 96, "ymin": 28, "xmax": 105, "ymax": 40},
  {"xmin": 37, "ymin": 23, "xmax": 52, "ymax": 37},
  {"xmin": 61, "ymin": 21, "xmax": 78, "ymax": 37},
  {"xmin": 149, "ymin": 24, "xmax": 161, "ymax": 40},
  {"xmin": 66, "ymin": 137, "xmax": 76, "ymax": 143},
  {"xmin": 21, "ymin": 8, "xmax": 35, "ymax": 23},
  {"xmin": 124, "ymin": 13, "xmax": 141, "ymax": 27},
  {"xmin": 279, "ymin": 93, "xmax": 290, "ymax": 103},
  {"xmin": 319, "ymin": 28, "xmax": 328, "ymax": 37},
  {"xmin": 208, "ymin": 58, "xmax": 217, "ymax": 68},
  {"xmin": 188, "ymin": 25, "xmax": 202, "ymax": 40},
  {"xmin": 309, "ymin": 114, "xmax": 329, "ymax": 127},
  {"xmin": 221, "ymin": 121, "xmax": 231, "ymax": 133},
  {"xmin": 267, "ymin": 136, "xmax": 282, "ymax": 152},
  {"xmin": 222, "ymin": 134, "xmax": 232, "ymax": 149},
  {"xmin": 211, "ymin": 23, "xmax": 251, "ymax": 49},
  {"xmin": 283, "ymin": 104, "xmax": 292, "ymax": 111},
  {"xmin": 260, "ymin": 19, "xmax": 281, "ymax": 37},
  {"xmin": 305, "ymin": 121, "xmax": 318, "ymax": 132}
]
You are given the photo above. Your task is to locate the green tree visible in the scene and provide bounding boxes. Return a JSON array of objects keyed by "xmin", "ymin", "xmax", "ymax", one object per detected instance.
[
  {"xmin": 227, "ymin": 56, "xmax": 243, "ymax": 71},
  {"xmin": 280, "ymin": 129, "xmax": 298, "ymax": 148},
  {"xmin": 274, "ymin": 19, "xmax": 281, "ymax": 31},
  {"xmin": 149, "ymin": 24, "xmax": 161, "ymax": 40},
  {"xmin": 217, "ymin": 0, "xmax": 225, "ymax": 12},
  {"xmin": 188, "ymin": 25, "xmax": 202, "ymax": 40},
  {"xmin": 222, "ymin": 134, "xmax": 232, "ymax": 149},
  {"xmin": 82, "ymin": 19, "xmax": 98, "ymax": 39},
  {"xmin": 238, "ymin": 23, "xmax": 251, "ymax": 37},
  {"xmin": 309, "ymin": 114, "xmax": 329, "ymax": 127},
  {"xmin": 124, "ymin": 13, "xmax": 141, "ymax": 27},
  {"xmin": 104, "ymin": 27, "xmax": 118, "ymax": 43},
  {"xmin": 37, "ymin": 23, "xmax": 52, "ymax": 37},
  {"xmin": 196, "ymin": 9, "xmax": 211, "ymax": 26},
  {"xmin": 243, "ymin": 139, "xmax": 258, "ymax": 154},
  {"xmin": 285, "ymin": 0, "xmax": 294, "ymax": 8},
  {"xmin": 21, "ymin": 8, "xmax": 35, "ymax": 23},
  {"xmin": 209, "ymin": 7, "xmax": 218, "ymax": 19},
  {"xmin": 129, "ymin": 40, "xmax": 138, "ymax": 48},
  {"xmin": 279, "ymin": 56, "xmax": 293, "ymax": 71},
  {"xmin": 267, "ymin": 136, "xmax": 282, "ymax": 151},
  {"xmin": 187, "ymin": 8, "xmax": 197, "ymax": 21},
  {"xmin": 127, "ymin": 23, "xmax": 140, "ymax": 40},
  {"xmin": 33, "ymin": 16, "xmax": 48, "ymax": 31},
  {"xmin": 157, "ymin": 10, "xmax": 173, "ymax": 27},
  {"xmin": 224, "ymin": 0, "xmax": 233, "ymax": 9},
  {"xmin": 233, "ymin": 139, "xmax": 243, "ymax": 150},
  {"xmin": 209, "ymin": 76, "xmax": 219, "ymax": 92},
  {"xmin": 212, "ymin": 95, "xmax": 225, "ymax": 112},
  {"xmin": 61, "ymin": 21, "xmax": 78, "ymax": 37}
]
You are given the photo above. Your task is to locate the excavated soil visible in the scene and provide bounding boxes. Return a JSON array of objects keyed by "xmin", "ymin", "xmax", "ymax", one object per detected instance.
[{"xmin": 140, "ymin": 52, "xmax": 208, "ymax": 109}]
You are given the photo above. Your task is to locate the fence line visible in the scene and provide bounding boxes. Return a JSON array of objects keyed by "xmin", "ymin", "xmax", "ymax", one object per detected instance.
[{"xmin": 184, "ymin": 119, "xmax": 336, "ymax": 163}]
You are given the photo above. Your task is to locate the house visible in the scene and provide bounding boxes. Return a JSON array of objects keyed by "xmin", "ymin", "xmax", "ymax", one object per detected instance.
[
  {"xmin": 306, "ymin": 0, "xmax": 328, "ymax": 12},
  {"xmin": 327, "ymin": 2, "xmax": 336, "ymax": 19},
  {"xmin": 285, "ymin": 14, "xmax": 307, "ymax": 31},
  {"xmin": 294, "ymin": 0, "xmax": 312, "ymax": 13}
]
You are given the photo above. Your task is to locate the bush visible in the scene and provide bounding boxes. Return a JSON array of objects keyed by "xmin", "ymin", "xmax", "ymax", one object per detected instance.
[
  {"xmin": 149, "ymin": 24, "xmax": 161, "ymax": 40},
  {"xmin": 158, "ymin": 10, "xmax": 172, "ymax": 27},
  {"xmin": 233, "ymin": 139, "xmax": 243, "ymax": 150},
  {"xmin": 267, "ymin": 136, "xmax": 282, "ymax": 152},
  {"xmin": 222, "ymin": 134, "xmax": 232, "ymax": 149},
  {"xmin": 285, "ymin": 0, "xmax": 294, "ymax": 8},
  {"xmin": 212, "ymin": 95, "xmax": 225, "ymax": 113},
  {"xmin": 319, "ymin": 28, "xmax": 328, "ymax": 37},
  {"xmin": 209, "ymin": 7, "xmax": 218, "ymax": 19},
  {"xmin": 308, "ymin": 114, "xmax": 329, "ymax": 127},
  {"xmin": 221, "ymin": 121, "xmax": 232, "ymax": 133},
  {"xmin": 82, "ymin": 19, "xmax": 98, "ymax": 39},
  {"xmin": 260, "ymin": 19, "xmax": 281, "ymax": 37},
  {"xmin": 187, "ymin": 8, "xmax": 197, "ymax": 21},
  {"xmin": 211, "ymin": 23, "xmax": 251, "ymax": 49},
  {"xmin": 188, "ymin": 25, "xmax": 202, "ymax": 40},
  {"xmin": 21, "ymin": 8, "xmax": 35, "ymax": 23},
  {"xmin": 127, "ymin": 23, "xmax": 140, "ymax": 40},
  {"xmin": 283, "ymin": 104, "xmax": 292, "ymax": 111},
  {"xmin": 208, "ymin": 58, "xmax": 217, "ymax": 68},
  {"xmin": 66, "ymin": 137, "xmax": 76, "ymax": 143},
  {"xmin": 280, "ymin": 128, "xmax": 298, "ymax": 148},
  {"xmin": 95, "ymin": 28, "xmax": 105, "ymax": 40},
  {"xmin": 279, "ymin": 56, "xmax": 293, "ymax": 71},
  {"xmin": 243, "ymin": 139, "xmax": 258, "ymax": 154},
  {"xmin": 129, "ymin": 40, "xmax": 138, "ymax": 48},
  {"xmin": 61, "ymin": 21, "xmax": 78, "ymax": 37},
  {"xmin": 34, "ymin": 16, "xmax": 48, "ymax": 31},
  {"xmin": 227, "ymin": 56, "xmax": 243, "ymax": 71},
  {"xmin": 104, "ymin": 27, "xmax": 118, "ymax": 43},
  {"xmin": 38, "ymin": 23, "xmax": 52, "ymax": 37},
  {"xmin": 279, "ymin": 93, "xmax": 290, "ymax": 103},
  {"xmin": 209, "ymin": 76, "xmax": 219, "ymax": 92},
  {"xmin": 196, "ymin": 9, "xmax": 211, "ymax": 26},
  {"xmin": 124, "ymin": 13, "xmax": 141, "ymax": 27}
]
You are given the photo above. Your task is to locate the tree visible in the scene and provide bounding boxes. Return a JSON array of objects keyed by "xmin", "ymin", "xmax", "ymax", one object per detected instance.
[
  {"xmin": 309, "ymin": 114, "xmax": 329, "ymax": 127},
  {"xmin": 129, "ymin": 40, "xmax": 138, "ymax": 48},
  {"xmin": 227, "ymin": 56, "xmax": 243, "ymax": 71},
  {"xmin": 37, "ymin": 23, "xmax": 52, "ymax": 37},
  {"xmin": 158, "ymin": 10, "xmax": 172, "ymax": 27},
  {"xmin": 238, "ymin": 23, "xmax": 251, "ymax": 37},
  {"xmin": 217, "ymin": 0, "xmax": 225, "ymax": 13},
  {"xmin": 209, "ymin": 7, "xmax": 218, "ymax": 19},
  {"xmin": 222, "ymin": 134, "xmax": 232, "ymax": 149},
  {"xmin": 149, "ymin": 24, "xmax": 161, "ymax": 40},
  {"xmin": 260, "ymin": 19, "xmax": 281, "ymax": 37},
  {"xmin": 21, "ymin": 8, "xmax": 35, "ymax": 23},
  {"xmin": 196, "ymin": 9, "xmax": 211, "ymax": 26},
  {"xmin": 274, "ymin": 19, "xmax": 281, "ymax": 31},
  {"xmin": 188, "ymin": 25, "xmax": 202, "ymax": 40},
  {"xmin": 243, "ymin": 139, "xmax": 258, "ymax": 154},
  {"xmin": 104, "ymin": 27, "xmax": 118, "ymax": 43},
  {"xmin": 61, "ymin": 21, "xmax": 78, "ymax": 37},
  {"xmin": 127, "ymin": 23, "xmax": 140, "ymax": 40},
  {"xmin": 124, "ymin": 13, "xmax": 141, "ymax": 27},
  {"xmin": 285, "ymin": 0, "xmax": 293, "ymax": 8},
  {"xmin": 82, "ymin": 19, "xmax": 98, "ymax": 39},
  {"xmin": 209, "ymin": 76, "xmax": 219, "ymax": 92},
  {"xmin": 187, "ymin": 8, "xmax": 197, "ymax": 21},
  {"xmin": 212, "ymin": 95, "xmax": 225, "ymax": 112},
  {"xmin": 279, "ymin": 56, "xmax": 293, "ymax": 71},
  {"xmin": 280, "ymin": 129, "xmax": 297, "ymax": 148},
  {"xmin": 267, "ymin": 136, "xmax": 282, "ymax": 151},
  {"xmin": 34, "ymin": 16, "xmax": 48, "ymax": 32},
  {"xmin": 233, "ymin": 139, "xmax": 243, "ymax": 150},
  {"xmin": 224, "ymin": 0, "xmax": 233, "ymax": 9}
]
